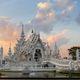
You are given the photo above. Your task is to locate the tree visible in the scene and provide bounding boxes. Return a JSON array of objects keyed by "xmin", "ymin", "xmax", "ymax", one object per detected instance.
[{"xmin": 68, "ymin": 46, "xmax": 80, "ymax": 60}]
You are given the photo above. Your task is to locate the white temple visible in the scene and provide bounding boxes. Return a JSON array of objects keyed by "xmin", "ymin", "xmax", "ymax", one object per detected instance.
[
  {"xmin": 0, "ymin": 24, "xmax": 80, "ymax": 71},
  {"xmin": 0, "ymin": 24, "xmax": 60, "ymax": 70}
]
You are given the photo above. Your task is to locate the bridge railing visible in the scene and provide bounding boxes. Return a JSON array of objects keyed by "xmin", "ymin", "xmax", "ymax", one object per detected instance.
[{"xmin": 42, "ymin": 58, "xmax": 70, "ymax": 67}]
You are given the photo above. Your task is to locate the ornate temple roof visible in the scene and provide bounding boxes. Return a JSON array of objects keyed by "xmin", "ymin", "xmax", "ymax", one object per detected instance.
[{"xmin": 20, "ymin": 29, "xmax": 45, "ymax": 54}]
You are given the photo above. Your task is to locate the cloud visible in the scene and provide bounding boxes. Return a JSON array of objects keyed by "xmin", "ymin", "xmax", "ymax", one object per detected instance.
[
  {"xmin": 0, "ymin": 17, "xmax": 21, "ymax": 56},
  {"xmin": 0, "ymin": 16, "xmax": 10, "ymax": 21},
  {"xmin": 24, "ymin": 0, "xmax": 76, "ymax": 33},
  {"xmin": 61, "ymin": 4, "xmax": 74, "ymax": 17},
  {"xmin": 47, "ymin": 29, "xmax": 68, "ymax": 45},
  {"xmin": 24, "ymin": 1, "xmax": 57, "ymax": 33},
  {"xmin": 36, "ymin": 10, "xmax": 56, "ymax": 19},
  {"xmin": 0, "ymin": 22, "xmax": 20, "ymax": 41},
  {"xmin": 37, "ymin": 2, "xmax": 50, "ymax": 10},
  {"xmin": 67, "ymin": 4, "xmax": 74, "ymax": 11},
  {"xmin": 54, "ymin": 0, "xmax": 75, "ymax": 21},
  {"xmin": 56, "ymin": 0, "xmax": 69, "ymax": 7}
]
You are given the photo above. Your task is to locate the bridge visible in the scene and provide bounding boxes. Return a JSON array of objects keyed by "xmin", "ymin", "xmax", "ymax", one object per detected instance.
[{"xmin": 41, "ymin": 58, "xmax": 80, "ymax": 70}]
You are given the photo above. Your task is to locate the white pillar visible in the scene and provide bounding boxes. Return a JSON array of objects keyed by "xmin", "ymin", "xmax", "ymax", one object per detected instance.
[
  {"xmin": 76, "ymin": 49, "xmax": 80, "ymax": 60},
  {"xmin": 0, "ymin": 47, "xmax": 3, "ymax": 64}
]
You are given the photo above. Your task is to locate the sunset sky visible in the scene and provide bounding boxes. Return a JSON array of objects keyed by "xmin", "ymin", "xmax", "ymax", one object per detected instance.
[{"xmin": 0, "ymin": 0, "xmax": 80, "ymax": 57}]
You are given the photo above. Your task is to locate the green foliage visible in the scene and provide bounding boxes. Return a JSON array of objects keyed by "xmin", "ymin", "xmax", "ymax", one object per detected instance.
[{"xmin": 68, "ymin": 46, "xmax": 80, "ymax": 60}]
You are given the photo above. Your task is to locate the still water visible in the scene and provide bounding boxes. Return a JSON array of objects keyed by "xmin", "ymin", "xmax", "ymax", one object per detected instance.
[
  {"xmin": 0, "ymin": 71, "xmax": 80, "ymax": 80},
  {"xmin": 0, "ymin": 71, "xmax": 78, "ymax": 78}
]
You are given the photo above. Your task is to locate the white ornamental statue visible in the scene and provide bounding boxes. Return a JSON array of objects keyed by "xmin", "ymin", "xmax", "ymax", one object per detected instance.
[{"xmin": 69, "ymin": 60, "xmax": 74, "ymax": 70}]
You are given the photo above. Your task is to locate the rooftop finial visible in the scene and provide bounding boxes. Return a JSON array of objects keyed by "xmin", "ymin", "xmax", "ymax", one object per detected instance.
[
  {"xmin": 54, "ymin": 42, "xmax": 57, "ymax": 48},
  {"xmin": 32, "ymin": 29, "xmax": 34, "ymax": 33},
  {"xmin": 22, "ymin": 24, "xmax": 24, "ymax": 34},
  {"xmin": 21, "ymin": 23, "xmax": 25, "ymax": 39}
]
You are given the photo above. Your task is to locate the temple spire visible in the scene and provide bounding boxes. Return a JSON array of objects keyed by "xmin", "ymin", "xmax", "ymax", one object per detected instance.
[
  {"xmin": 54, "ymin": 42, "xmax": 61, "ymax": 59},
  {"xmin": 54, "ymin": 42, "xmax": 57, "ymax": 50},
  {"xmin": 8, "ymin": 43, "xmax": 12, "ymax": 57},
  {"xmin": 32, "ymin": 29, "xmax": 33, "ymax": 33},
  {"xmin": 21, "ymin": 24, "xmax": 25, "ymax": 39},
  {"xmin": 0, "ymin": 46, "xmax": 3, "ymax": 59}
]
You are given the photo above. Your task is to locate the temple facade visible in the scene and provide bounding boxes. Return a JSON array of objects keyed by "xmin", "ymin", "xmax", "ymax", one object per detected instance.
[{"xmin": 1, "ymin": 25, "xmax": 61, "ymax": 70}]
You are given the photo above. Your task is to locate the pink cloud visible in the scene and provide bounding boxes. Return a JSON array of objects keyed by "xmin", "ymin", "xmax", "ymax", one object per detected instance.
[
  {"xmin": 0, "ymin": 17, "xmax": 21, "ymax": 56},
  {"xmin": 47, "ymin": 29, "xmax": 68, "ymax": 45}
]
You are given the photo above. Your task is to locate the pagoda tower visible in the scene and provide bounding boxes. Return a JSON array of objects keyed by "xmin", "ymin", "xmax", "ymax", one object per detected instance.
[
  {"xmin": 53, "ymin": 42, "xmax": 61, "ymax": 59},
  {"xmin": 20, "ymin": 24, "xmax": 26, "ymax": 42},
  {"xmin": 8, "ymin": 43, "xmax": 12, "ymax": 57},
  {"xmin": 17, "ymin": 24, "xmax": 26, "ymax": 46},
  {"xmin": 14, "ymin": 24, "xmax": 26, "ymax": 55},
  {"xmin": 0, "ymin": 46, "xmax": 3, "ymax": 57}
]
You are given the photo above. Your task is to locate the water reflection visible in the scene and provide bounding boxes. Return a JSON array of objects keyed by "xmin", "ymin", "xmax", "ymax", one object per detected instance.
[{"xmin": 0, "ymin": 71, "xmax": 80, "ymax": 78}]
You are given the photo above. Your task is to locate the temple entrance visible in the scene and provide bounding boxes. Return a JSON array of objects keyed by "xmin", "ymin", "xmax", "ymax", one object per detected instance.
[{"xmin": 34, "ymin": 49, "xmax": 42, "ymax": 62}]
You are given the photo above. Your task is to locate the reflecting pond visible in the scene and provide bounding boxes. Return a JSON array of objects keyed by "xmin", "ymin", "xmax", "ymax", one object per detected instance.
[{"xmin": 0, "ymin": 70, "xmax": 80, "ymax": 78}]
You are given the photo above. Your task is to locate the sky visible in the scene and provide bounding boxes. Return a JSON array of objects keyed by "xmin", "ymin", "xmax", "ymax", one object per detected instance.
[{"xmin": 0, "ymin": 0, "xmax": 80, "ymax": 57}]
